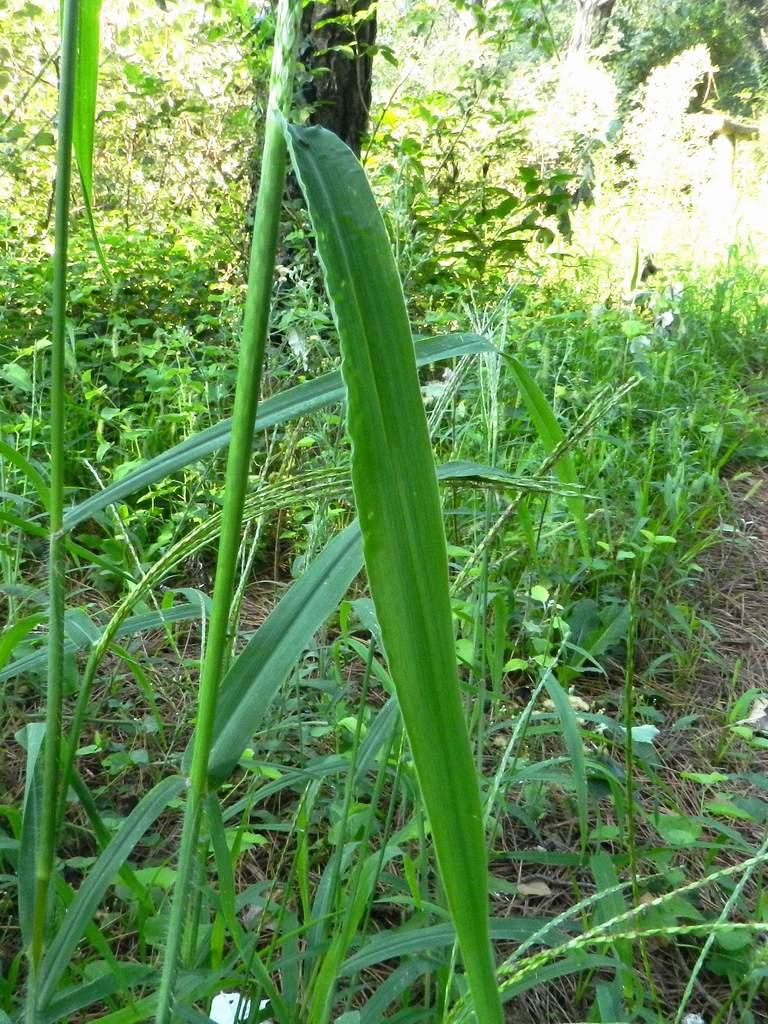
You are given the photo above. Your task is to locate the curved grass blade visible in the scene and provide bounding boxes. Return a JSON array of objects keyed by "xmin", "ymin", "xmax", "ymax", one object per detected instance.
[
  {"xmin": 498, "ymin": 956, "xmax": 615, "ymax": 1007},
  {"xmin": 71, "ymin": 0, "xmax": 101, "ymax": 203},
  {"xmin": 204, "ymin": 522, "xmax": 363, "ymax": 785},
  {"xmin": 285, "ymin": 122, "xmax": 503, "ymax": 1024},
  {"xmin": 0, "ymin": 598, "xmax": 209, "ymax": 684},
  {"xmin": 0, "ymin": 439, "xmax": 50, "ymax": 511},
  {"xmin": 506, "ymin": 355, "xmax": 590, "ymax": 558},
  {"xmin": 41, "ymin": 965, "xmax": 154, "ymax": 1024},
  {"xmin": 440, "ymin": 460, "xmax": 587, "ymax": 497},
  {"xmin": 358, "ymin": 959, "xmax": 434, "ymax": 1024},
  {"xmin": 63, "ymin": 333, "xmax": 490, "ymax": 532},
  {"xmin": 55, "ymin": 467, "xmax": 348, "ymax": 818},
  {"xmin": 202, "ymin": 455, "xmax": 548, "ymax": 786},
  {"xmin": 542, "ymin": 671, "xmax": 588, "ymax": 851},
  {"xmin": 0, "ymin": 614, "xmax": 46, "ymax": 671},
  {"xmin": 341, "ymin": 918, "xmax": 568, "ymax": 977},
  {"xmin": 89, "ymin": 996, "xmax": 155, "ymax": 1022},
  {"xmin": 18, "ymin": 724, "xmax": 46, "ymax": 951},
  {"xmin": 446, "ymin": 956, "xmax": 615, "ymax": 1024},
  {"xmin": 37, "ymin": 776, "xmax": 185, "ymax": 1010}
]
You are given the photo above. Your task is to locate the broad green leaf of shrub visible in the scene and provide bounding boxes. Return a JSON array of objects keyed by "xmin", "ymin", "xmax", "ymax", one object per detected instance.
[{"xmin": 656, "ymin": 813, "xmax": 702, "ymax": 846}]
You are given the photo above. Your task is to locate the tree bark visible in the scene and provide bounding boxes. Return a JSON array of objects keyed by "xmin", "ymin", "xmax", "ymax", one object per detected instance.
[
  {"xmin": 299, "ymin": 0, "xmax": 377, "ymax": 156},
  {"xmin": 568, "ymin": 0, "xmax": 616, "ymax": 54}
]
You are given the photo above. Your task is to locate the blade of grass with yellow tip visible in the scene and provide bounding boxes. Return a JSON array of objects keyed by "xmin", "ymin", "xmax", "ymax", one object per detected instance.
[{"xmin": 285, "ymin": 122, "xmax": 503, "ymax": 1024}]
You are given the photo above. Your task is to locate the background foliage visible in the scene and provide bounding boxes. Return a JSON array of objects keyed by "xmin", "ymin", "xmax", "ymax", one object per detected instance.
[{"xmin": 3, "ymin": 0, "xmax": 768, "ymax": 1021}]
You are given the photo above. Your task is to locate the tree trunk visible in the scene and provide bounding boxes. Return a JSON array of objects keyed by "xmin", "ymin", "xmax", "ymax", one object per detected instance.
[
  {"xmin": 243, "ymin": 1, "xmax": 376, "ymax": 243},
  {"xmin": 299, "ymin": 0, "xmax": 377, "ymax": 156},
  {"xmin": 568, "ymin": 0, "xmax": 616, "ymax": 54}
]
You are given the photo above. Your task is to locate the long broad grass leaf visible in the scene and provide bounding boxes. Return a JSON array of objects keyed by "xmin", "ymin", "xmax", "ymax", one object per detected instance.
[
  {"xmin": 63, "ymin": 334, "xmax": 490, "ymax": 532},
  {"xmin": 204, "ymin": 522, "xmax": 363, "ymax": 784},
  {"xmin": 285, "ymin": 122, "xmax": 503, "ymax": 1024},
  {"xmin": 37, "ymin": 776, "xmax": 185, "ymax": 1009},
  {"xmin": 506, "ymin": 355, "xmax": 590, "ymax": 557},
  {"xmin": 18, "ymin": 724, "xmax": 46, "ymax": 950}
]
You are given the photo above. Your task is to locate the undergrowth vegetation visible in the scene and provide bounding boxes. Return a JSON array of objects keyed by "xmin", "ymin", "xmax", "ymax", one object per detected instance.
[{"xmin": 2, "ymin": 0, "xmax": 768, "ymax": 1022}]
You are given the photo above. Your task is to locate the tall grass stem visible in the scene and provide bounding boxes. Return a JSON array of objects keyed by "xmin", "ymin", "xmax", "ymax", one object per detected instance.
[
  {"xmin": 30, "ymin": 0, "xmax": 81, "ymax": 989},
  {"xmin": 153, "ymin": 3, "xmax": 300, "ymax": 1020}
]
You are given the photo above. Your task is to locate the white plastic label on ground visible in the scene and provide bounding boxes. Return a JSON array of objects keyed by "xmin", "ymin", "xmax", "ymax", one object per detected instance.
[{"xmin": 209, "ymin": 992, "xmax": 271, "ymax": 1024}]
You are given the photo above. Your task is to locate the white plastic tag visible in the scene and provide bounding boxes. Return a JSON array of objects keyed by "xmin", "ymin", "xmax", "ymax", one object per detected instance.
[{"xmin": 209, "ymin": 992, "xmax": 271, "ymax": 1024}]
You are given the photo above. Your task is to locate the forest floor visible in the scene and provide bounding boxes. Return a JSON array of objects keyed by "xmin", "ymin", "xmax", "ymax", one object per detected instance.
[
  {"xmin": 5, "ymin": 273, "xmax": 768, "ymax": 1023},
  {"xmin": 509, "ymin": 466, "xmax": 768, "ymax": 1024},
  {"xmin": 700, "ymin": 468, "xmax": 768, "ymax": 707}
]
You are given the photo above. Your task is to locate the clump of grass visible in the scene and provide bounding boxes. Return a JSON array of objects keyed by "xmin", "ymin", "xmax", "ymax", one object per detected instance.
[{"xmin": 7, "ymin": 2, "xmax": 768, "ymax": 1022}]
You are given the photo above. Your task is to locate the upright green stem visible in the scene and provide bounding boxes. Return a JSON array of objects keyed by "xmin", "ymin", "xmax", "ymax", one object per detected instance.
[
  {"xmin": 29, "ymin": 0, "xmax": 80, "ymax": 986},
  {"xmin": 624, "ymin": 572, "xmax": 638, "ymax": 907},
  {"xmin": 154, "ymin": 3, "xmax": 300, "ymax": 1021},
  {"xmin": 624, "ymin": 569, "xmax": 660, "ymax": 1015}
]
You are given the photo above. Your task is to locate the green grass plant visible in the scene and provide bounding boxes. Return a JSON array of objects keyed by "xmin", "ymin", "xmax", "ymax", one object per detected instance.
[
  {"xmin": 15, "ymin": 261, "xmax": 761, "ymax": 1021},
  {"xmin": 5, "ymin": 5, "xmax": 768, "ymax": 1023},
  {"xmin": 153, "ymin": 2, "xmax": 302, "ymax": 1020},
  {"xmin": 27, "ymin": 0, "xmax": 81, "ymax": 1013},
  {"xmin": 285, "ymin": 121, "xmax": 504, "ymax": 1023}
]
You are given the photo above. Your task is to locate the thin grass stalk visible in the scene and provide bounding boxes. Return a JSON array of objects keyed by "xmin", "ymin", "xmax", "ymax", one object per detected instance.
[
  {"xmin": 153, "ymin": 3, "xmax": 300, "ymax": 1020},
  {"xmin": 674, "ymin": 829, "xmax": 768, "ymax": 1024},
  {"xmin": 624, "ymin": 570, "xmax": 662, "ymax": 1018},
  {"xmin": 623, "ymin": 572, "xmax": 640, "ymax": 907},
  {"xmin": 29, "ymin": 0, "xmax": 80, "ymax": 994}
]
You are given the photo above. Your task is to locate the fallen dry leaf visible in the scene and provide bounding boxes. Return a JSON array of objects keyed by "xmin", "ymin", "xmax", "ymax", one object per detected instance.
[
  {"xmin": 518, "ymin": 880, "xmax": 553, "ymax": 897},
  {"xmin": 737, "ymin": 698, "xmax": 768, "ymax": 734}
]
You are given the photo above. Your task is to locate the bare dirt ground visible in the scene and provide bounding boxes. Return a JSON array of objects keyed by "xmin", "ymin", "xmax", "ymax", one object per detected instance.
[{"xmin": 703, "ymin": 468, "xmax": 768, "ymax": 698}]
